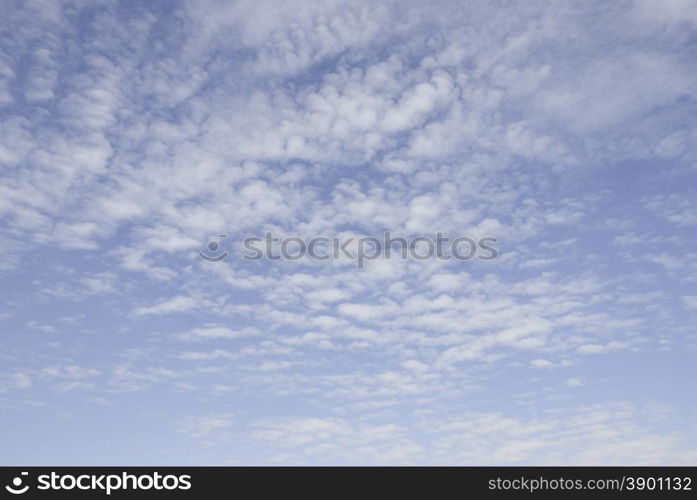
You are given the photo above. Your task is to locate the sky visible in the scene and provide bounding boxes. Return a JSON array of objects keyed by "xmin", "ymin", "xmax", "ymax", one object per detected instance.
[{"xmin": 0, "ymin": 0, "xmax": 696, "ymax": 465}]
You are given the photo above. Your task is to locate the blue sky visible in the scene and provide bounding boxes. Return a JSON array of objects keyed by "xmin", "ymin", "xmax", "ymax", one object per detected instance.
[{"xmin": 1, "ymin": 0, "xmax": 696, "ymax": 465}]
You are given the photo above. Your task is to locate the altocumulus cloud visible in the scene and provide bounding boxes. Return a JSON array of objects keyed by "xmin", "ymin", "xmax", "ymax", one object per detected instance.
[{"xmin": 0, "ymin": 0, "xmax": 696, "ymax": 464}]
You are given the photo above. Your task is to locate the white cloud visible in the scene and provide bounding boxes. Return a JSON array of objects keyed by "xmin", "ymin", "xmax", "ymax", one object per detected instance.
[
  {"xmin": 133, "ymin": 296, "xmax": 203, "ymax": 316},
  {"xmin": 180, "ymin": 413, "xmax": 234, "ymax": 439},
  {"xmin": 177, "ymin": 325, "xmax": 260, "ymax": 341}
]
